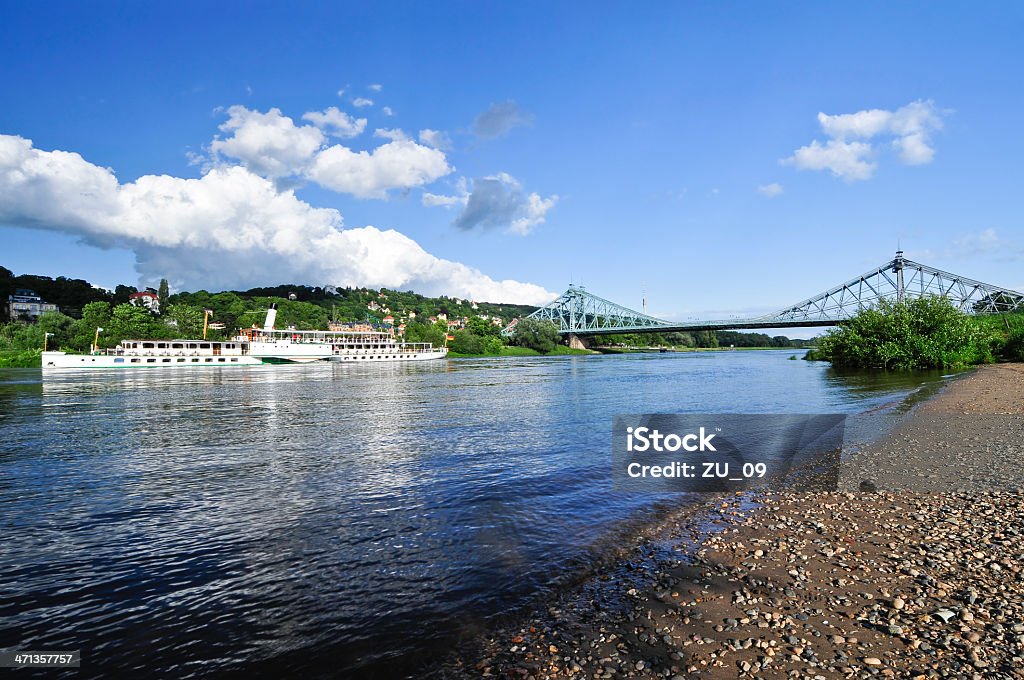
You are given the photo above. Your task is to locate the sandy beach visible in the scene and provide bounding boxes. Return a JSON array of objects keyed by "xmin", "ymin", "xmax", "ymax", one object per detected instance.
[{"xmin": 440, "ymin": 364, "xmax": 1024, "ymax": 679}]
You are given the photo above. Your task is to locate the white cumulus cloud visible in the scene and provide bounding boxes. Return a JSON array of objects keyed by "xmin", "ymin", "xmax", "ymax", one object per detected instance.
[
  {"xmin": 301, "ymin": 106, "xmax": 367, "ymax": 139},
  {"xmin": 784, "ymin": 100, "xmax": 945, "ymax": 180},
  {"xmin": 210, "ymin": 106, "xmax": 452, "ymax": 199},
  {"xmin": 352, "ymin": 97, "xmax": 374, "ymax": 108},
  {"xmin": 309, "ymin": 138, "xmax": 451, "ymax": 199},
  {"xmin": 783, "ymin": 140, "xmax": 875, "ymax": 181},
  {"xmin": 210, "ymin": 105, "xmax": 324, "ymax": 177},
  {"xmin": 0, "ymin": 133, "xmax": 553, "ymax": 304}
]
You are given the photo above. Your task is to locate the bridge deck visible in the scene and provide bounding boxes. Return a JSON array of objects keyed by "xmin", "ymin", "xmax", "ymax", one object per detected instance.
[{"xmin": 572, "ymin": 319, "xmax": 840, "ymax": 335}]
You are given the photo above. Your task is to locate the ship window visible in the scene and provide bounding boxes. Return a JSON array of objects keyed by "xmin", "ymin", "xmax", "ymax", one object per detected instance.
[
  {"xmin": 172, "ymin": 343, "xmax": 184, "ymax": 349},
  {"xmin": 192, "ymin": 358, "xmax": 199, "ymax": 362},
  {"xmin": 147, "ymin": 358, "xmax": 156, "ymax": 363},
  {"xmin": 200, "ymin": 343, "xmax": 211, "ymax": 349},
  {"xmin": 177, "ymin": 358, "xmax": 186, "ymax": 363},
  {"xmin": 143, "ymin": 342, "xmax": 155, "ymax": 348},
  {"xmin": 205, "ymin": 358, "xmax": 212, "ymax": 362},
  {"xmin": 158, "ymin": 343, "xmax": 168, "ymax": 349},
  {"xmin": 114, "ymin": 358, "xmax": 124, "ymax": 363},
  {"xmin": 230, "ymin": 358, "xmax": 238, "ymax": 362},
  {"xmin": 162, "ymin": 358, "xmax": 171, "ymax": 362},
  {"xmin": 218, "ymin": 358, "xmax": 225, "ymax": 362},
  {"xmin": 131, "ymin": 358, "xmax": 140, "ymax": 363}
]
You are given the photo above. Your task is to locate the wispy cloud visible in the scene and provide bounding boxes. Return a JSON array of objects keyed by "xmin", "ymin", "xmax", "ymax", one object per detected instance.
[
  {"xmin": 913, "ymin": 229, "xmax": 1024, "ymax": 263},
  {"xmin": 302, "ymin": 106, "xmax": 367, "ymax": 139},
  {"xmin": 423, "ymin": 173, "xmax": 557, "ymax": 235},
  {"xmin": 472, "ymin": 101, "xmax": 533, "ymax": 139},
  {"xmin": 757, "ymin": 183, "xmax": 784, "ymax": 198}
]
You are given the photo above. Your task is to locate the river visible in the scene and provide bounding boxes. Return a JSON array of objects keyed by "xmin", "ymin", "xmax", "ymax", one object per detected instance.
[{"xmin": 0, "ymin": 351, "xmax": 949, "ymax": 677}]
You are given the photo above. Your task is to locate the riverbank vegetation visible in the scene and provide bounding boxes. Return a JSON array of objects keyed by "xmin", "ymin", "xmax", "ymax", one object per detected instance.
[
  {"xmin": 806, "ymin": 296, "xmax": 1024, "ymax": 369},
  {"xmin": 595, "ymin": 329, "xmax": 813, "ymax": 350},
  {"xmin": 3, "ymin": 264, "xmax": 825, "ymax": 361}
]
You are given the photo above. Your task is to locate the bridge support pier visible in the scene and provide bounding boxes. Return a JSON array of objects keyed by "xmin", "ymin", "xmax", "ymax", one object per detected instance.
[{"xmin": 566, "ymin": 334, "xmax": 588, "ymax": 350}]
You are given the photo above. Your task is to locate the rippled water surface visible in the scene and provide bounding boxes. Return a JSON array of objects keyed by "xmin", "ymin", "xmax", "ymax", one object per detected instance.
[{"xmin": 0, "ymin": 352, "xmax": 945, "ymax": 677}]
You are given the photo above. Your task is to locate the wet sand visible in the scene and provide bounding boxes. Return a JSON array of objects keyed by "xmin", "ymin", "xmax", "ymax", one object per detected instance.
[{"xmin": 438, "ymin": 364, "xmax": 1024, "ymax": 679}]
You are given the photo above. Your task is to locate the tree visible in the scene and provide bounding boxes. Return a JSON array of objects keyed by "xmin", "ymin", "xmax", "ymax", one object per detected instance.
[
  {"xmin": 113, "ymin": 285, "xmax": 136, "ymax": 305},
  {"xmin": 468, "ymin": 316, "xmax": 501, "ymax": 337},
  {"xmin": 165, "ymin": 303, "xmax": 205, "ymax": 338},
  {"xmin": 106, "ymin": 303, "xmax": 162, "ymax": 346},
  {"xmin": 511, "ymin": 318, "xmax": 562, "ymax": 353},
  {"xmin": 73, "ymin": 301, "xmax": 112, "ymax": 350},
  {"xmin": 449, "ymin": 330, "xmax": 484, "ymax": 355},
  {"xmin": 158, "ymin": 279, "xmax": 170, "ymax": 312},
  {"xmin": 38, "ymin": 311, "xmax": 77, "ymax": 349}
]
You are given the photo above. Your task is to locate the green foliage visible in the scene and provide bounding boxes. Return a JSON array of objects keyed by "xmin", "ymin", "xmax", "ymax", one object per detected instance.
[
  {"xmin": 449, "ymin": 331, "xmax": 481, "ymax": 355},
  {"xmin": 404, "ymin": 320, "xmax": 448, "ymax": 347},
  {"xmin": 816, "ymin": 296, "xmax": 999, "ymax": 370},
  {"xmin": 511, "ymin": 318, "xmax": 562, "ymax": 353},
  {"xmin": 1003, "ymin": 330, "xmax": 1024, "ymax": 362},
  {"xmin": 107, "ymin": 304, "xmax": 165, "ymax": 345},
  {"xmin": 158, "ymin": 279, "xmax": 170, "ymax": 309},
  {"xmin": 0, "ymin": 321, "xmax": 43, "ymax": 350},
  {"xmin": 165, "ymin": 303, "xmax": 206, "ymax": 338},
  {"xmin": 484, "ymin": 336, "xmax": 504, "ymax": 355},
  {"xmin": 38, "ymin": 311, "xmax": 77, "ymax": 349},
  {"xmin": 0, "ymin": 349, "xmax": 42, "ymax": 368}
]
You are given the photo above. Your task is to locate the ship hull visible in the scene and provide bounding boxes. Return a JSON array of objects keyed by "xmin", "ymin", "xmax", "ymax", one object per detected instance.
[{"xmin": 41, "ymin": 351, "xmax": 264, "ymax": 369}]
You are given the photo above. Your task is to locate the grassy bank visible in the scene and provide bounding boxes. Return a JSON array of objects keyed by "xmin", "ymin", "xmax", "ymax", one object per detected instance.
[
  {"xmin": 596, "ymin": 345, "xmax": 804, "ymax": 354},
  {"xmin": 0, "ymin": 349, "xmax": 42, "ymax": 368},
  {"xmin": 447, "ymin": 346, "xmax": 593, "ymax": 358}
]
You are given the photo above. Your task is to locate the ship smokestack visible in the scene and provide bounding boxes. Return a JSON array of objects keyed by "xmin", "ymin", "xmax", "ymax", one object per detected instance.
[{"xmin": 264, "ymin": 304, "xmax": 278, "ymax": 331}]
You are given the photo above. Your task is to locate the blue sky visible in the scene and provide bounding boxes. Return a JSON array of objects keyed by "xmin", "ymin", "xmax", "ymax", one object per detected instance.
[{"xmin": 2, "ymin": 1, "xmax": 1023, "ymax": 320}]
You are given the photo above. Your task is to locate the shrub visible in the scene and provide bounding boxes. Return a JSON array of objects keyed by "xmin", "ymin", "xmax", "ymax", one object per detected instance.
[
  {"xmin": 510, "ymin": 318, "xmax": 562, "ymax": 353},
  {"xmin": 816, "ymin": 296, "xmax": 997, "ymax": 370}
]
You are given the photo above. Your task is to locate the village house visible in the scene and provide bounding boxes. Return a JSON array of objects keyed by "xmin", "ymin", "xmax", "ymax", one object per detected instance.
[
  {"xmin": 129, "ymin": 289, "xmax": 160, "ymax": 314},
  {"xmin": 7, "ymin": 288, "xmax": 58, "ymax": 321}
]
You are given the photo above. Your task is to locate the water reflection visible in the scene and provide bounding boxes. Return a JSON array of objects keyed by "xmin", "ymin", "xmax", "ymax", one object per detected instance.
[{"xmin": 1, "ymin": 352, "xmax": 942, "ymax": 678}]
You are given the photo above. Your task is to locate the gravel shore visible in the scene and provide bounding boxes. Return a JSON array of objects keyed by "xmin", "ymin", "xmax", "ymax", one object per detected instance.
[{"xmin": 438, "ymin": 364, "xmax": 1024, "ymax": 679}]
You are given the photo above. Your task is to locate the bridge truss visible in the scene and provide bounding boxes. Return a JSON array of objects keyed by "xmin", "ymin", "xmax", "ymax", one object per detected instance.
[
  {"xmin": 767, "ymin": 251, "xmax": 1024, "ymax": 323},
  {"xmin": 503, "ymin": 252, "xmax": 1024, "ymax": 336},
  {"xmin": 512, "ymin": 285, "xmax": 673, "ymax": 335}
]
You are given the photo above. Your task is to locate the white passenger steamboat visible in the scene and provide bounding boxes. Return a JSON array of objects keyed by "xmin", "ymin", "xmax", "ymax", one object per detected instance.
[
  {"xmin": 240, "ymin": 305, "xmax": 448, "ymax": 364},
  {"xmin": 41, "ymin": 305, "xmax": 447, "ymax": 369}
]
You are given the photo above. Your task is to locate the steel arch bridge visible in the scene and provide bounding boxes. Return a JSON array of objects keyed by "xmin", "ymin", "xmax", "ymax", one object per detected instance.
[{"xmin": 502, "ymin": 251, "xmax": 1024, "ymax": 337}]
